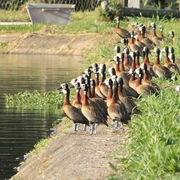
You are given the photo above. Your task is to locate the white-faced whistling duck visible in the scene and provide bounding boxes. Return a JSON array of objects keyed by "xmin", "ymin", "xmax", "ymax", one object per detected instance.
[
  {"xmin": 138, "ymin": 26, "xmax": 155, "ymax": 49},
  {"xmin": 81, "ymin": 83, "xmax": 108, "ymax": 135},
  {"xmin": 137, "ymin": 65, "xmax": 160, "ymax": 92},
  {"xmin": 114, "ymin": 45, "xmax": 121, "ymax": 56},
  {"xmin": 120, "ymin": 38, "xmax": 129, "ymax": 50},
  {"xmin": 118, "ymin": 53, "xmax": 131, "ymax": 84},
  {"xmin": 98, "ymin": 64, "xmax": 108, "ymax": 97},
  {"xmin": 135, "ymin": 50, "xmax": 141, "ymax": 68},
  {"xmin": 128, "ymin": 68, "xmax": 138, "ymax": 91},
  {"xmin": 114, "ymin": 16, "xmax": 130, "ymax": 39},
  {"xmin": 117, "ymin": 77, "xmax": 140, "ymax": 115},
  {"xmin": 134, "ymin": 70, "xmax": 159, "ymax": 96},
  {"xmin": 153, "ymin": 48, "xmax": 172, "ymax": 79},
  {"xmin": 90, "ymin": 63, "xmax": 106, "ymax": 99},
  {"xmin": 128, "ymin": 31, "xmax": 143, "ymax": 55},
  {"xmin": 107, "ymin": 79, "xmax": 129, "ymax": 130},
  {"xmin": 123, "ymin": 47, "xmax": 133, "ymax": 69},
  {"xmin": 57, "ymin": 83, "xmax": 89, "ymax": 133},
  {"xmin": 130, "ymin": 51, "xmax": 137, "ymax": 70},
  {"xmin": 169, "ymin": 47, "xmax": 180, "ymax": 65},
  {"xmin": 143, "ymin": 46, "xmax": 155, "ymax": 78},
  {"xmin": 162, "ymin": 46, "xmax": 180, "ymax": 75},
  {"xmin": 72, "ymin": 81, "xmax": 82, "ymax": 109},
  {"xmin": 105, "ymin": 78, "xmax": 113, "ymax": 107},
  {"xmin": 168, "ymin": 31, "xmax": 175, "ymax": 42},
  {"xmin": 159, "ymin": 25, "xmax": 164, "ymax": 40},
  {"xmin": 149, "ymin": 22, "xmax": 162, "ymax": 45},
  {"xmin": 134, "ymin": 34, "xmax": 147, "ymax": 49},
  {"xmin": 84, "ymin": 75, "xmax": 108, "ymax": 122}
]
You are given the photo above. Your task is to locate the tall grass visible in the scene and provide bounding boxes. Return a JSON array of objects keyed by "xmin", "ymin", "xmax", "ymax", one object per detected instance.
[{"xmin": 110, "ymin": 77, "xmax": 180, "ymax": 179}]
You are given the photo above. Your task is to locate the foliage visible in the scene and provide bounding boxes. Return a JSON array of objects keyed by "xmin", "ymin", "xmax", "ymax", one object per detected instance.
[
  {"xmin": 4, "ymin": 90, "xmax": 63, "ymax": 109},
  {"xmin": 109, "ymin": 79, "xmax": 180, "ymax": 179},
  {"xmin": 29, "ymin": 138, "xmax": 50, "ymax": 156}
]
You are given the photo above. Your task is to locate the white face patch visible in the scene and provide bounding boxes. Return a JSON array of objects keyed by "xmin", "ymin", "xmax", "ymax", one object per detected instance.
[{"xmin": 62, "ymin": 89, "xmax": 67, "ymax": 94}]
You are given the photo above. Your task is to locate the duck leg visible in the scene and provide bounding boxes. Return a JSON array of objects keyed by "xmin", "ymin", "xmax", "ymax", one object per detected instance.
[
  {"xmin": 90, "ymin": 124, "xmax": 95, "ymax": 135},
  {"xmin": 120, "ymin": 122, "xmax": 124, "ymax": 131},
  {"xmin": 113, "ymin": 120, "xmax": 119, "ymax": 130},
  {"xmin": 73, "ymin": 123, "xmax": 78, "ymax": 133},
  {"xmin": 83, "ymin": 124, "xmax": 87, "ymax": 131},
  {"xmin": 93, "ymin": 123, "xmax": 98, "ymax": 134}
]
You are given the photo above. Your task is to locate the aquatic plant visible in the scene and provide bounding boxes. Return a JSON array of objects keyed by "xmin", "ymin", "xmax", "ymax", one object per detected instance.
[{"xmin": 4, "ymin": 90, "xmax": 64, "ymax": 109}]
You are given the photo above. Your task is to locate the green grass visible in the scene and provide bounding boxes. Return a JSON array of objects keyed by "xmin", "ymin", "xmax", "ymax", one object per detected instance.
[
  {"xmin": 29, "ymin": 138, "xmax": 50, "ymax": 156},
  {"xmin": 110, "ymin": 76, "xmax": 180, "ymax": 179}
]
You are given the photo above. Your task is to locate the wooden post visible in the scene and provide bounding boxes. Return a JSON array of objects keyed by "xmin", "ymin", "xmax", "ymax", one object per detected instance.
[
  {"xmin": 128, "ymin": 0, "xmax": 140, "ymax": 8},
  {"xmin": 119, "ymin": 7, "xmax": 180, "ymax": 18}
]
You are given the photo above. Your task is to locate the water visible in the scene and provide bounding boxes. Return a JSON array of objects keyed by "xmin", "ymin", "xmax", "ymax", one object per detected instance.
[{"xmin": 0, "ymin": 54, "xmax": 84, "ymax": 180}]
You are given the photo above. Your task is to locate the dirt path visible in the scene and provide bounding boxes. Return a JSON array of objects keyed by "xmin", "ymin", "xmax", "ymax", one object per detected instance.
[{"xmin": 12, "ymin": 121, "xmax": 128, "ymax": 180}]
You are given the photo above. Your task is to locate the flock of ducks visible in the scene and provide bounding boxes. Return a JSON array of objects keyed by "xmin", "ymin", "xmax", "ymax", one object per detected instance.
[{"xmin": 57, "ymin": 17, "xmax": 180, "ymax": 135}]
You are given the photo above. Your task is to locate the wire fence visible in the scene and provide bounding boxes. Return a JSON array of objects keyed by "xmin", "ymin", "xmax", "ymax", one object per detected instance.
[{"xmin": 0, "ymin": 0, "xmax": 99, "ymax": 11}]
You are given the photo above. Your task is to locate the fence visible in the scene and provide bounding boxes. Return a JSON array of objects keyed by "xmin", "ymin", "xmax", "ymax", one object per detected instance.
[{"xmin": 0, "ymin": 0, "xmax": 99, "ymax": 11}]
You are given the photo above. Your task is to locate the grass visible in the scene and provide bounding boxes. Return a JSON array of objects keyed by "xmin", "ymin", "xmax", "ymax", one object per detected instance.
[
  {"xmin": 29, "ymin": 138, "xmax": 50, "ymax": 156},
  {"xmin": 2, "ymin": 5, "xmax": 180, "ymax": 180},
  {"xmin": 109, "ymin": 76, "xmax": 180, "ymax": 179}
]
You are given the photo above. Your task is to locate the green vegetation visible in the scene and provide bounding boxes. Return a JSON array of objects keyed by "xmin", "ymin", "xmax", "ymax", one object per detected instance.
[
  {"xmin": 4, "ymin": 90, "xmax": 63, "ymax": 109},
  {"xmin": 110, "ymin": 84, "xmax": 180, "ymax": 180},
  {"xmin": 29, "ymin": 138, "xmax": 50, "ymax": 156}
]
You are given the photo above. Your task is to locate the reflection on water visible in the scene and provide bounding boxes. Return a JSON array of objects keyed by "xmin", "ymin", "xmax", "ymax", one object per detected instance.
[{"xmin": 0, "ymin": 54, "xmax": 84, "ymax": 179}]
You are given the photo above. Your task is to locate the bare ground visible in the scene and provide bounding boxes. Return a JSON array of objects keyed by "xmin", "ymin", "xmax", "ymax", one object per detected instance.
[
  {"xmin": 0, "ymin": 32, "xmax": 127, "ymax": 180},
  {"xmin": 0, "ymin": 32, "xmax": 114, "ymax": 56},
  {"xmin": 12, "ymin": 121, "xmax": 128, "ymax": 180}
]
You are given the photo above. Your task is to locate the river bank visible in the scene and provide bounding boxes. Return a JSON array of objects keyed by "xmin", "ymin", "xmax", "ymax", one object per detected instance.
[{"xmin": 0, "ymin": 32, "xmax": 110, "ymax": 56}]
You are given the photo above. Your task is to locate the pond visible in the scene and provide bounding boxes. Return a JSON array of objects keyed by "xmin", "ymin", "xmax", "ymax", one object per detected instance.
[{"xmin": 0, "ymin": 54, "xmax": 84, "ymax": 180}]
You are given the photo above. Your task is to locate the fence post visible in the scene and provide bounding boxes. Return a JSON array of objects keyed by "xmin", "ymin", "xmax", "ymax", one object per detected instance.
[{"xmin": 128, "ymin": 0, "xmax": 140, "ymax": 8}]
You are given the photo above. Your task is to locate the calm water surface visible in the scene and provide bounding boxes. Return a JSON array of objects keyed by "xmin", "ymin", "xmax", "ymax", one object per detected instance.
[{"xmin": 0, "ymin": 54, "xmax": 84, "ymax": 180}]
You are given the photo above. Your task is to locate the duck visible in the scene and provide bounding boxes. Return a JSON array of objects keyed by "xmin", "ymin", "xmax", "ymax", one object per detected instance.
[
  {"xmin": 57, "ymin": 83, "xmax": 89, "ymax": 133},
  {"xmin": 153, "ymin": 47, "xmax": 172, "ymax": 79},
  {"xmin": 138, "ymin": 26, "xmax": 155, "ymax": 49},
  {"xmin": 111, "ymin": 54, "xmax": 130, "ymax": 84},
  {"xmin": 135, "ymin": 50, "xmax": 141, "ymax": 68},
  {"xmin": 117, "ymin": 77, "xmax": 139, "ymax": 115},
  {"xmin": 135, "ymin": 72, "xmax": 159, "ymax": 96},
  {"xmin": 136, "ymin": 65, "xmax": 160, "ymax": 92},
  {"xmin": 128, "ymin": 31, "xmax": 143, "ymax": 55},
  {"xmin": 114, "ymin": 45, "xmax": 121, "ymax": 56},
  {"xmin": 114, "ymin": 16, "xmax": 130, "ymax": 38},
  {"xmin": 72, "ymin": 81, "xmax": 82, "ymax": 109},
  {"xmin": 169, "ymin": 47, "xmax": 180, "ymax": 65},
  {"xmin": 143, "ymin": 46, "xmax": 155, "ymax": 78},
  {"xmin": 149, "ymin": 22, "xmax": 162, "ymax": 45},
  {"xmin": 168, "ymin": 31, "xmax": 175, "ymax": 41},
  {"xmin": 81, "ymin": 83, "xmax": 108, "ymax": 135},
  {"xmin": 106, "ymin": 79, "xmax": 129, "ymax": 130},
  {"xmin": 90, "ymin": 63, "xmax": 106, "ymax": 99},
  {"xmin": 123, "ymin": 47, "xmax": 133, "ymax": 70},
  {"xmin": 162, "ymin": 46, "xmax": 180, "ymax": 75},
  {"xmin": 98, "ymin": 63, "xmax": 108, "ymax": 97},
  {"xmin": 159, "ymin": 25, "xmax": 164, "ymax": 40},
  {"xmin": 134, "ymin": 34, "xmax": 147, "ymax": 49},
  {"xmin": 89, "ymin": 78, "xmax": 108, "ymax": 117},
  {"xmin": 109, "ymin": 67, "xmax": 139, "ymax": 99},
  {"xmin": 128, "ymin": 68, "xmax": 138, "ymax": 91}
]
